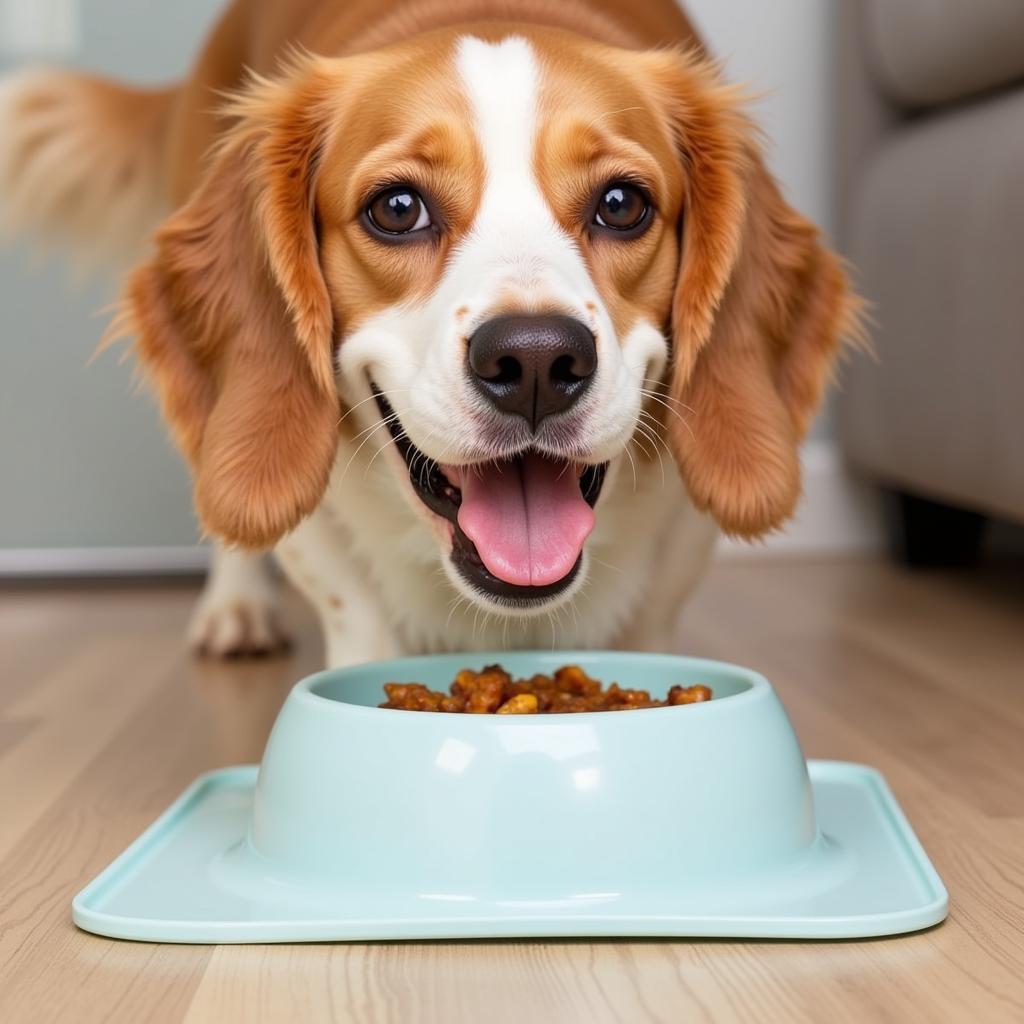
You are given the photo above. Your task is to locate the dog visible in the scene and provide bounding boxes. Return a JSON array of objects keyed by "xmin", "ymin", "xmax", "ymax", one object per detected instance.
[{"xmin": 0, "ymin": 0, "xmax": 857, "ymax": 667}]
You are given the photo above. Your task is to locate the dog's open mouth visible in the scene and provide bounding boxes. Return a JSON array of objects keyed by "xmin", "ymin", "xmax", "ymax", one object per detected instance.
[{"xmin": 373, "ymin": 389, "xmax": 607, "ymax": 604}]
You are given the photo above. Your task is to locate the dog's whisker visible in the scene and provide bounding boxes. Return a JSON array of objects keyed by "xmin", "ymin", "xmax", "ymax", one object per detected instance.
[
  {"xmin": 633, "ymin": 420, "xmax": 667, "ymax": 488},
  {"xmin": 349, "ymin": 411, "xmax": 399, "ymax": 442},
  {"xmin": 336, "ymin": 415, "xmax": 397, "ymax": 490},
  {"xmin": 567, "ymin": 594, "xmax": 581, "ymax": 637},
  {"xmin": 364, "ymin": 430, "xmax": 405, "ymax": 476},
  {"xmin": 630, "ymin": 429, "xmax": 654, "ymax": 460},
  {"xmin": 546, "ymin": 607, "xmax": 558, "ymax": 650},
  {"xmin": 344, "ymin": 417, "xmax": 396, "ymax": 462},
  {"xmin": 550, "ymin": 602, "xmax": 564, "ymax": 646},
  {"xmin": 639, "ymin": 427, "xmax": 676, "ymax": 475},
  {"xmin": 637, "ymin": 408, "xmax": 663, "ymax": 437},
  {"xmin": 589, "ymin": 554, "xmax": 624, "ymax": 576},
  {"xmin": 445, "ymin": 593, "xmax": 469, "ymax": 631},
  {"xmin": 638, "ymin": 379, "xmax": 696, "ymax": 415},
  {"xmin": 336, "ymin": 387, "xmax": 411, "ymax": 429},
  {"xmin": 623, "ymin": 442, "xmax": 639, "ymax": 493},
  {"xmin": 640, "ymin": 390, "xmax": 697, "ymax": 444},
  {"xmin": 636, "ymin": 414, "xmax": 671, "ymax": 488},
  {"xmin": 638, "ymin": 387, "xmax": 694, "ymax": 425}
]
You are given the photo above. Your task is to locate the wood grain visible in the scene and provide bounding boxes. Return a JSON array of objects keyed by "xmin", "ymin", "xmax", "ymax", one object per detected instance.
[{"xmin": 1, "ymin": 561, "xmax": 1022, "ymax": 1024}]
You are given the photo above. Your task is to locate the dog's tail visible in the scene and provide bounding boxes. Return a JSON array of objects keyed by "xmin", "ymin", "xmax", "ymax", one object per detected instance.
[{"xmin": 0, "ymin": 68, "xmax": 178, "ymax": 267}]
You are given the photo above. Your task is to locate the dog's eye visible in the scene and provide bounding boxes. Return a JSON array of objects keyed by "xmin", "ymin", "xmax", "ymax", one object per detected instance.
[
  {"xmin": 365, "ymin": 187, "xmax": 431, "ymax": 235},
  {"xmin": 593, "ymin": 183, "xmax": 650, "ymax": 233}
]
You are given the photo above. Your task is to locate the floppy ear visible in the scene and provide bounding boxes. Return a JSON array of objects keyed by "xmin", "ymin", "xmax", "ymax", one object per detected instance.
[
  {"xmin": 651, "ymin": 54, "xmax": 857, "ymax": 538},
  {"xmin": 118, "ymin": 60, "xmax": 340, "ymax": 548}
]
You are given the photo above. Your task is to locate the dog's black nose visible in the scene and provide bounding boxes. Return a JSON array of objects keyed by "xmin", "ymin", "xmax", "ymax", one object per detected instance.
[{"xmin": 468, "ymin": 314, "xmax": 597, "ymax": 430}]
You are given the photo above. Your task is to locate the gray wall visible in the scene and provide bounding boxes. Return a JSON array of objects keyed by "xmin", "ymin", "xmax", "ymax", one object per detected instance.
[
  {"xmin": 0, "ymin": 0, "xmax": 839, "ymax": 557},
  {"xmin": 0, "ymin": 0, "xmax": 223, "ymax": 550}
]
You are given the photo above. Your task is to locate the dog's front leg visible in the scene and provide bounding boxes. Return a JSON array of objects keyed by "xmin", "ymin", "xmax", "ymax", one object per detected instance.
[
  {"xmin": 614, "ymin": 506, "xmax": 719, "ymax": 654},
  {"xmin": 276, "ymin": 509, "xmax": 402, "ymax": 669},
  {"xmin": 187, "ymin": 543, "xmax": 290, "ymax": 656}
]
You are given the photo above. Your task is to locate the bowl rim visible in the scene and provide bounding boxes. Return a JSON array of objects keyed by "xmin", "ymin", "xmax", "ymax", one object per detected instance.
[{"xmin": 289, "ymin": 650, "xmax": 772, "ymax": 722}]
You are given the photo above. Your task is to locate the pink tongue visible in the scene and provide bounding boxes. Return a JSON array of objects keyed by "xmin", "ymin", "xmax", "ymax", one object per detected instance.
[{"xmin": 456, "ymin": 454, "xmax": 595, "ymax": 587}]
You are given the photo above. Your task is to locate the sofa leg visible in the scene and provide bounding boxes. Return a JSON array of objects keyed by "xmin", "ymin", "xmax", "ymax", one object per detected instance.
[{"xmin": 884, "ymin": 489, "xmax": 987, "ymax": 567}]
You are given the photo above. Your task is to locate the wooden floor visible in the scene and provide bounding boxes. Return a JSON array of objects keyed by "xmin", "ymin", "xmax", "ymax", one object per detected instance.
[{"xmin": 1, "ymin": 559, "xmax": 1022, "ymax": 1023}]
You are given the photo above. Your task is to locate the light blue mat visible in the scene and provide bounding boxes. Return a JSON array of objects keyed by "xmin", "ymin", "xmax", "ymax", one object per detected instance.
[{"xmin": 73, "ymin": 760, "xmax": 947, "ymax": 942}]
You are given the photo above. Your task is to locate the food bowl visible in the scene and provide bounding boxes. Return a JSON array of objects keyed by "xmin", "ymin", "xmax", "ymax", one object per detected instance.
[
  {"xmin": 73, "ymin": 652, "xmax": 948, "ymax": 942},
  {"xmin": 243, "ymin": 652, "xmax": 814, "ymax": 899}
]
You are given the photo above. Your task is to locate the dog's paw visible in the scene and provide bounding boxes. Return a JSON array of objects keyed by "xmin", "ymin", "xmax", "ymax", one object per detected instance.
[
  {"xmin": 187, "ymin": 595, "xmax": 291, "ymax": 658},
  {"xmin": 187, "ymin": 548, "xmax": 291, "ymax": 658}
]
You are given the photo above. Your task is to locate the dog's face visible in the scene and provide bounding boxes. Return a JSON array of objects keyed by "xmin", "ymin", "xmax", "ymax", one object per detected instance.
[
  {"xmin": 124, "ymin": 28, "xmax": 854, "ymax": 615},
  {"xmin": 321, "ymin": 33, "xmax": 687, "ymax": 611}
]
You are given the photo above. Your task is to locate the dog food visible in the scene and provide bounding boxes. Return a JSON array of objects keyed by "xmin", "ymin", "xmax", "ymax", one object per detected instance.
[{"xmin": 379, "ymin": 663, "xmax": 712, "ymax": 714}]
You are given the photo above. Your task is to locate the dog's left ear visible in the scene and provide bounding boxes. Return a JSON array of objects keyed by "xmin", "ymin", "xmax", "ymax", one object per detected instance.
[
  {"xmin": 117, "ymin": 58, "xmax": 342, "ymax": 549},
  {"xmin": 648, "ymin": 53, "xmax": 858, "ymax": 538}
]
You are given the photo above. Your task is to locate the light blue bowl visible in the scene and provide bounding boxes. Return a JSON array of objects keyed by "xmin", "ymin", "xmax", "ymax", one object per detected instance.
[{"xmin": 241, "ymin": 651, "xmax": 817, "ymax": 900}]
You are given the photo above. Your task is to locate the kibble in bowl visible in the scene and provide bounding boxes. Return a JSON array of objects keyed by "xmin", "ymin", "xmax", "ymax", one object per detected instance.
[{"xmin": 380, "ymin": 663, "xmax": 712, "ymax": 713}]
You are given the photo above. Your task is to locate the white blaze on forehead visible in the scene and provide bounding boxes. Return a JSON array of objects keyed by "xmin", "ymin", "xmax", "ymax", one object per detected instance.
[
  {"xmin": 455, "ymin": 36, "xmax": 538, "ymax": 201},
  {"xmin": 453, "ymin": 35, "xmax": 593, "ymax": 297}
]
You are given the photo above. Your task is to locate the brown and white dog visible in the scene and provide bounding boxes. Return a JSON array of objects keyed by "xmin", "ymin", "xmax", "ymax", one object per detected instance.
[{"xmin": 0, "ymin": 0, "xmax": 857, "ymax": 666}]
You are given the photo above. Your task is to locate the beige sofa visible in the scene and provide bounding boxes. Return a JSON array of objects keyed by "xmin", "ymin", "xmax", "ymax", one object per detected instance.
[{"xmin": 837, "ymin": 0, "xmax": 1024, "ymax": 563}]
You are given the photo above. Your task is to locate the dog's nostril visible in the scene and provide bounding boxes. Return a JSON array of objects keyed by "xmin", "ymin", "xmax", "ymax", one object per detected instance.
[
  {"xmin": 491, "ymin": 355, "xmax": 522, "ymax": 386},
  {"xmin": 551, "ymin": 352, "xmax": 587, "ymax": 385}
]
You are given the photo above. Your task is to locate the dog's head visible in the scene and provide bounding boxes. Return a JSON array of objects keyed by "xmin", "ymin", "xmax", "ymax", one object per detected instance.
[{"xmin": 124, "ymin": 29, "xmax": 856, "ymax": 614}]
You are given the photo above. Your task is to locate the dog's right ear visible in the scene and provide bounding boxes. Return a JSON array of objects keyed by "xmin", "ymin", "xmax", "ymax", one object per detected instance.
[
  {"xmin": 645, "ymin": 50, "xmax": 858, "ymax": 539},
  {"xmin": 119, "ymin": 58, "xmax": 342, "ymax": 549}
]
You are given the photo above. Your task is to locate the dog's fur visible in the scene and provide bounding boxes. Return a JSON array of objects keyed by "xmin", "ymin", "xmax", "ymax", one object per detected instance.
[{"xmin": 0, "ymin": 0, "xmax": 858, "ymax": 665}]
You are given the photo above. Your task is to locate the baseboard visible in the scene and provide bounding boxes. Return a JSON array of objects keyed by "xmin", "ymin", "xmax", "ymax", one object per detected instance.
[
  {"xmin": 0, "ymin": 544, "xmax": 210, "ymax": 577},
  {"xmin": 717, "ymin": 440, "xmax": 884, "ymax": 559},
  {"xmin": 0, "ymin": 442, "xmax": 883, "ymax": 576}
]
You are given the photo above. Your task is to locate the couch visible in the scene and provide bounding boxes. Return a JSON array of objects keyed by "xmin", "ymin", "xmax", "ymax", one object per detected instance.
[{"xmin": 837, "ymin": 0, "xmax": 1024, "ymax": 564}]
